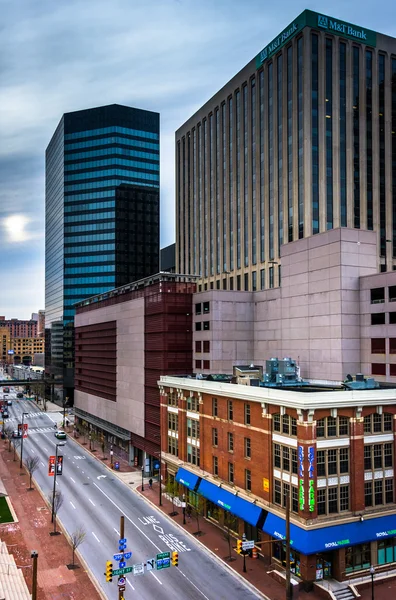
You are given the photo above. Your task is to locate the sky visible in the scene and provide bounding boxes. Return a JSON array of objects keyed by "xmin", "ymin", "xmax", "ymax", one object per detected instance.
[{"xmin": 0, "ymin": 0, "xmax": 395, "ymax": 319}]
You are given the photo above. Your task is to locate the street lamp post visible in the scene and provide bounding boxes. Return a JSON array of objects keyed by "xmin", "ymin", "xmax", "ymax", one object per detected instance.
[
  {"xmin": 51, "ymin": 442, "xmax": 65, "ymax": 524},
  {"xmin": 242, "ymin": 532, "xmax": 247, "ymax": 573},
  {"xmin": 370, "ymin": 565, "xmax": 375, "ymax": 600},
  {"xmin": 182, "ymin": 494, "xmax": 186, "ymax": 525},
  {"xmin": 141, "ymin": 466, "xmax": 145, "ymax": 492},
  {"xmin": 19, "ymin": 412, "xmax": 28, "ymax": 469},
  {"xmin": 63, "ymin": 397, "xmax": 68, "ymax": 428}
]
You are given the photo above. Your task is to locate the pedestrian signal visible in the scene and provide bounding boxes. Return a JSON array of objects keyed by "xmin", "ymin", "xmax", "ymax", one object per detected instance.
[
  {"xmin": 236, "ymin": 539, "xmax": 242, "ymax": 554},
  {"xmin": 105, "ymin": 561, "xmax": 113, "ymax": 582},
  {"xmin": 171, "ymin": 551, "xmax": 179, "ymax": 567}
]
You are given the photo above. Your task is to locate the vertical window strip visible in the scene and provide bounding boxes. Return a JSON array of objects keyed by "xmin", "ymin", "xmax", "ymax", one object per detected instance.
[
  {"xmin": 311, "ymin": 33, "xmax": 319, "ymax": 235},
  {"xmin": 339, "ymin": 42, "xmax": 347, "ymax": 227},
  {"xmin": 236, "ymin": 90, "xmax": 241, "ymax": 269},
  {"xmin": 392, "ymin": 59, "xmax": 396, "ymax": 258},
  {"xmin": 353, "ymin": 46, "xmax": 360, "ymax": 228},
  {"xmin": 193, "ymin": 129, "xmax": 197, "ymax": 274},
  {"xmin": 209, "ymin": 114, "xmax": 214, "ymax": 275},
  {"xmin": 268, "ymin": 62, "xmax": 274, "ymax": 260},
  {"xmin": 182, "ymin": 137, "xmax": 186, "ymax": 271},
  {"xmin": 243, "ymin": 85, "xmax": 249, "ymax": 267},
  {"xmin": 203, "ymin": 120, "xmax": 208, "ymax": 277},
  {"xmin": 259, "ymin": 70, "xmax": 265, "ymax": 262},
  {"xmin": 198, "ymin": 124, "xmax": 202, "ymax": 276},
  {"xmin": 366, "ymin": 50, "xmax": 373, "ymax": 231},
  {"xmin": 177, "ymin": 140, "xmax": 182, "ymax": 270},
  {"xmin": 251, "ymin": 77, "xmax": 257, "ymax": 265},
  {"xmin": 222, "ymin": 103, "xmax": 227, "ymax": 271},
  {"xmin": 216, "ymin": 109, "xmax": 220, "ymax": 274},
  {"xmin": 187, "ymin": 133, "xmax": 191, "ymax": 274},
  {"xmin": 297, "ymin": 37, "xmax": 304, "ymax": 238},
  {"xmin": 326, "ymin": 38, "xmax": 333, "ymax": 230},
  {"xmin": 229, "ymin": 97, "xmax": 234, "ymax": 270},
  {"xmin": 277, "ymin": 54, "xmax": 283, "ymax": 255},
  {"xmin": 287, "ymin": 46, "xmax": 293, "ymax": 242},
  {"xmin": 378, "ymin": 54, "xmax": 386, "ymax": 255}
]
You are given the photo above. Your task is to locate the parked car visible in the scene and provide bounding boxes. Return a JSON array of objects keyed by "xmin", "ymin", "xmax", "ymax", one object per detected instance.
[
  {"xmin": 54, "ymin": 430, "xmax": 67, "ymax": 440},
  {"xmin": 12, "ymin": 430, "xmax": 21, "ymax": 438}
]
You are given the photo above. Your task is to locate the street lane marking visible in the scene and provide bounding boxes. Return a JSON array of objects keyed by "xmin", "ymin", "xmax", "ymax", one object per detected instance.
[
  {"xmin": 114, "ymin": 528, "xmax": 120, "ymax": 536},
  {"xmin": 89, "ymin": 498, "xmax": 95, "ymax": 507},
  {"xmin": 127, "ymin": 579, "xmax": 135, "ymax": 591},
  {"xmin": 40, "ymin": 462, "xmax": 45, "ymax": 467},
  {"xmin": 92, "ymin": 532, "xmax": 100, "ymax": 543},
  {"xmin": 178, "ymin": 569, "xmax": 211, "ymax": 600},
  {"xmin": 70, "ymin": 501, "xmax": 76, "ymax": 510},
  {"xmin": 70, "ymin": 477, "xmax": 76, "ymax": 483},
  {"xmin": 150, "ymin": 571, "xmax": 162, "ymax": 585},
  {"xmin": 93, "ymin": 483, "xmax": 161, "ymax": 551}
]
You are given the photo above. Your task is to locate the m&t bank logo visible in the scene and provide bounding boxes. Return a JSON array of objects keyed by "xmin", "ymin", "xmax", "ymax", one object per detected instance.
[{"xmin": 318, "ymin": 15, "xmax": 328, "ymax": 29}]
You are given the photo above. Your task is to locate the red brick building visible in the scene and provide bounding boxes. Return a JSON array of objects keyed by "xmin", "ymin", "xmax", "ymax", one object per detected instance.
[{"xmin": 159, "ymin": 374, "xmax": 396, "ymax": 585}]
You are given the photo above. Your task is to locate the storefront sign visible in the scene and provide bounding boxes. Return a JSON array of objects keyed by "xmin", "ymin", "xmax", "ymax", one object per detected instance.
[
  {"xmin": 309, "ymin": 480, "xmax": 315, "ymax": 512},
  {"xmin": 263, "ymin": 478, "xmax": 269, "ymax": 493},
  {"xmin": 308, "ymin": 446, "xmax": 315, "ymax": 511},
  {"xmin": 298, "ymin": 445, "xmax": 305, "ymax": 510},
  {"xmin": 316, "ymin": 14, "xmax": 375, "ymax": 44}
]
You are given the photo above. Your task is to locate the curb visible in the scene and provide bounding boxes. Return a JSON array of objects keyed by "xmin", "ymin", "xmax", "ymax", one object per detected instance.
[{"xmin": 131, "ymin": 486, "xmax": 270, "ymax": 600}]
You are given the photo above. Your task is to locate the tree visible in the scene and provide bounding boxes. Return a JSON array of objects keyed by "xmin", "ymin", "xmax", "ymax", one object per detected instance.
[
  {"xmin": 165, "ymin": 477, "xmax": 179, "ymax": 517},
  {"xmin": 48, "ymin": 490, "xmax": 64, "ymax": 534},
  {"xmin": 68, "ymin": 526, "xmax": 86, "ymax": 568},
  {"xmin": 191, "ymin": 495, "xmax": 206, "ymax": 537},
  {"xmin": 13, "ymin": 437, "xmax": 21, "ymax": 461},
  {"xmin": 223, "ymin": 511, "xmax": 236, "ymax": 561},
  {"xmin": 4, "ymin": 426, "xmax": 13, "ymax": 452},
  {"xmin": 25, "ymin": 455, "xmax": 40, "ymax": 490}
]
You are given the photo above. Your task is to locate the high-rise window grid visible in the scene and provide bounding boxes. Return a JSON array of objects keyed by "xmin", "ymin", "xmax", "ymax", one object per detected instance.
[
  {"xmin": 203, "ymin": 119, "xmax": 207, "ymax": 277},
  {"xmin": 287, "ymin": 45, "xmax": 293, "ymax": 242},
  {"xmin": 215, "ymin": 109, "xmax": 220, "ymax": 274},
  {"xmin": 251, "ymin": 78, "xmax": 257, "ymax": 265},
  {"xmin": 209, "ymin": 114, "xmax": 214, "ymax": 276},
  {"xmin": 268, "ymin": 62, "xmax": 274, "ymax": 260},
  {"xmin": 222, "ymin": 103, "xmax": 227, "ymax": 272},
  {"xmin": 236, "ymin": 90, "xmax": 241, "ymax": 269},
  {"xmin": 277, "ymin": 54, "xmax": 283, "ymax": 254},
  {"xmin": 193, "ymin": 128, "xmax": 197, "ymax": 274},
  {"xmin": 339, "ymin": 42, "xmax": 347, "ymax": 227},
  {"xmin": 228, "ymin": 97, "xmax": 234, "ymax": 270},
  {"xmin": 297, "ymin": 36, "xmax": 304, "ymax": 239},
  {"xmin": 353, "ymin": 46, "xmax": 360, "ymax": 228},
  {"xmin": 243, "ymin": 85, "xmax": 249, "ymax": 268},
  {"xmin": 311, "ymin": 33, "xmax": 319, "ymax": 235},
  {"xmin": 366, "ymin": 50, "xmax": 373, "ymax": 230},
  {"xmin": 378, "ymin": 54, "xmax": 386, "ymax": 255},
  {"xmin": 187, "ymin": 133, "xmax": 191, "ymax": 274},
  {"xmin": 392, "ymin": 59, "xmax": 396, "ymax": 258},
  {"xmin": 182, "ymin": 137, "xmax": 186, "ymax": 270},
  {"xmin": 259, "ymin": 69, "xmax": 265, "ymax": 262},
  {"xmin": 325, "ymin": 38, "xmax": 333, "ymax": 230},
  {"xmin": 198, "ymin": 124, "xmax": 202, "ymax": 276}
]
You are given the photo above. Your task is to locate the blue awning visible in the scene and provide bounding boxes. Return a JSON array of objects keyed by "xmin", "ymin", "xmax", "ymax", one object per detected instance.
[
  {"xmin": 175, "ymin": 467, "xmax": 201, "ymax": 491},
  {"xmin": 197, "ymin": 479, "xmax": 263, "ymax": 528},
  {"xmin": 263, "ymin": 512, "xmax": 396, "ymax": 555}
]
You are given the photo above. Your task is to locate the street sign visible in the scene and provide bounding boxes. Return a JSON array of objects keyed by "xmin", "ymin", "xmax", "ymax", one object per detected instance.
[
  {"xmin": 146, "ymin": 558, "xmax": 155, "ymax": 571},
  {"xmin": 56, "ymin": 455, "xmax": 63, "ymax": 475},
  {"xmin": 118, "ymin": 577, "xmax": 126, "ymax": 586},
  {"xmin": 133, "ymin": 563, "xmax": 144, "ymax": 576},
  {"xmin": 48, "ymin": 456, "xmax": 56, "ymax": 476},
  {"xmin": 119, "ymin": 538, "xmax": 127, "ymax": 544},
  {"xmin": 123, "ymin": 551, "xmax": 132, "ymax": 559},
  {"xmin": 156, "ymin": 552, "xmax": 171, "ymax": 570},
  {"xmin": 118, "ymin": 586, "xmax": 126, "ymax": 593},
  {"xmin": 242, "ymin": 540, "xmax": 255, "ymax": 551},
  {"xmin": 112, "ymin": 567, "xmax": 133, "ymax": 576},
  {"xmin": 119, "ymin": 561, "xmax": 126, "ymax": 568},
  {"xmin": 113, "ymin": 553, "xmax": 123, "ymax": 561},
  {"xmin": 119, "ymin": 544, "xmax": 127, "ymax": 551}
]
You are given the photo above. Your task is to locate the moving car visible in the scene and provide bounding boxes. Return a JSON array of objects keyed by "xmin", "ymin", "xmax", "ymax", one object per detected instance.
[
  {"xmin": 12, "ymin": 430, "xmax": 21, "ymax": 438},
  {"xmin": 16, "ymin": 393, "xmax": 23, "ymax": 399},
  {"xmin": 3, "ymin": 387, "xmax": 9, "ymax": 393},
  {"xmin": 2, "ymin": 411, "xmax": 9, "ymax": 419},
  {"xmin": 7, "ymin": 400, "xmax": 12, "ymax": 406},
  {"xmin": 54, "ymin": 430, "xmax": 67, "ymax": 440}
]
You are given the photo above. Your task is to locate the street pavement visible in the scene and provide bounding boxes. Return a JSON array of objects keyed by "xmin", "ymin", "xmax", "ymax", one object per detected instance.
[{"xmin": 3, "ymin": 386, "xmax": 262, "ymax": 600}]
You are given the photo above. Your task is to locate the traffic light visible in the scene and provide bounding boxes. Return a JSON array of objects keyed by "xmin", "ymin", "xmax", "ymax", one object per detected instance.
[
  {"xmin": 171, "ymin": 551, "xmax": 179, "ymax": 567},
  {"xmin": 236, "ymin": 539, "xmax": 242, "ymax": 554},
  {"xmin": 105, "ymin": 561, "xmax": 113, "ymax": 582}
]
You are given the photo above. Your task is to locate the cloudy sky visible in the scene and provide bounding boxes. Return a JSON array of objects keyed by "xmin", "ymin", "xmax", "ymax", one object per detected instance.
[{"xmin": 0, "ymin": 0, "xmax": 394, "ymax": 319}]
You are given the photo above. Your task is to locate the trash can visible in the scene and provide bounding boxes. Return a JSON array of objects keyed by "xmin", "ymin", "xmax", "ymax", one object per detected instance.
[{"xmin": 114, "ymin": 461, "xmax": 120, "ymax": 471}]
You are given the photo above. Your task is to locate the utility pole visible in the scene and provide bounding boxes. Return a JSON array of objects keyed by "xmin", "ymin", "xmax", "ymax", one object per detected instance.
[
  {"xmin": 19, "ymin": 412, "xmax": 28, "ymax": 469},
  {"xmin": 119, "ymin": 515, "xmax": 125, "ymax": 600},
  {"xmin": 285, "ymin": 492, "xmax": 291, "ymax": 600},
  {"xmin": 31, "ymin": 551, "xmax": 38, "ymax": 600},
  {"xmin": 51, "ymin": 442, "xmax": 65, "ymax": 526}
]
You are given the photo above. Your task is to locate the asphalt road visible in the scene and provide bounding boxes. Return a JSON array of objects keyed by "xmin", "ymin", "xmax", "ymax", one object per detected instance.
[{"xmin": 2, "ymin": 385, "xmax": 261, "ymax": 600}]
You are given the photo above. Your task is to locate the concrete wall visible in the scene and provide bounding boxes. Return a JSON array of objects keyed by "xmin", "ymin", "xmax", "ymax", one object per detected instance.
[{"xmin": 74, "ymin": 296, "xmax": 145, "ymax": 436}]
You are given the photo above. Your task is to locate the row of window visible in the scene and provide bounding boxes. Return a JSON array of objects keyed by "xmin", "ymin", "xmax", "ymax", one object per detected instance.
[
  {"xmin": 65, "ymin": 233, "xmax": 115, "ymax": 243},
  {"xmin": 196, "ymin": 268, "xmax": 279, "ymax": 292},
  {"xmin": 64, "ymin": 254, "xmax": 115, "ymax": 265},
  {"xmin": 65, "ymin": 136, "xmax": 159, "ymax": 152},
  {"xmin": 65, "ymin": 157, "xmax": 159, "ymax": 173},
  {"xmin": 195, "ymin": 360, "xmax": 210, "ymax": 370},
  {"xmin": 65, "ymin": 147, "xmax": 159, "ymax": 163},
  {"xmin": 195, "ymin": 341, "xmax": 210, "ymax": 353},
  {"xmin": 65, "ymin": 222, "xmax": 115, "ymax": 233},
  {"xmin": 64, "ymin": 169, "xmax": 160, "ymax": 183},
  {"xmin": 195, "ymin": 321, "xmax": 210, "ymax": 331},
  {"xmin": 212, "ymin": 428, "xmax": 252, "ymax": 458},
  {"xmin": 364, "ymin": 443, "xmax": 393, "ymax": 470},
  {"xmin": 65, "ymin": 178, "xmax": 159, "ymax": 193},
  {"xmin": 371, "ymin": 338, "xmax": 396, "ymax": 354},
  {"xmin": 65, "ymin": 200, "xmax": 115, "ymax": 212},
  {"xmin": 64, "ymin": 243, "xmax": 115, "ymax": 254},
  {"xmin": 64, "ymin": 275, "xmax": 115, "ymax": 285},
  {"xmin": 65, "ymin": 211, "xmax": 115, "ymax": 223},
  {"xmin": 212, "ymin": 457, "xmax": 252, "ymax": 491},
  {"xmin": 65, "ymin": 190, "xmax": 115, "ymax": 202},
  {"xmin": 64, "ymin": 265, "xmax": 115, "ymax": 275},
  {"xmin": 212, "ymin": 398, "xmax": 251, "ymax": 425},
  {"xmin": 195, "ymin": 302, "xmax": 210, "ymax": 315},
  {"xmin": 370, "ymin": 287, "xmax": 396, "ymax": 304},
  {"xmin": 64, "ymin": 125, "xmax": 159, "ymax": 141},
  {"xmin": 371, "ymin": 312, "xmax": 396, "ymax": 325},
  {"xmin": 64, "ymin": 286, "xmax": 113, "ymax": 297}
]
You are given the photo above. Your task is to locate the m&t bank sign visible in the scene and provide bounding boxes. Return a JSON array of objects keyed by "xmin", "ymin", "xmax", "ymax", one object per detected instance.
[{"xmin": 316, "ymin": 13, "xmax": 375, "ymax": 44}]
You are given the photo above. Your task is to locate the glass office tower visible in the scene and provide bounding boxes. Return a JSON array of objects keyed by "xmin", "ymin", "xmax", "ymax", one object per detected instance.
[{"xmin": 45, "ymin": 104, "xmax": 160, "ymax": 402}]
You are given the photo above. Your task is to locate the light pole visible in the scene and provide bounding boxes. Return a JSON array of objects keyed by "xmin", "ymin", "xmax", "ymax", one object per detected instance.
[
  {"xmin": 141, "ymin": 465, "xmax": 145, "ymax": 492},
  {"xmin": 370, "ymin": 565, "xmax": 375, "ymax": 600},
  {"xmin": 31, "ymin": 551, "xmax": 38, "ymax": 600},
  {"xmin": 242, "ymin": 532, "xmax": 247, "ymax": 573},
  {"xmin": 19, "ymin": 412, "xmax": 28, "ymax": 469},
  {"xmin": 182, "ymin": 494, "xmax": 186, "ymax": 524},
  {"xmin": 51, "ymin": 442, "xmax": 65, "ymax": 524},
  {"xmin": 63, "ymin": 397, "xmax": 68, "ymax": 427}
]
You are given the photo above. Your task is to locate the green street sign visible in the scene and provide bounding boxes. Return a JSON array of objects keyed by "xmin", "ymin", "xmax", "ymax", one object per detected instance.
[
  {"xmin": 112, "ymin": 566, "xmax": 133, "ymax": 576},
  {"xmin": 156, "ymin": 552, "xmax": 171, "ymax": 570}
]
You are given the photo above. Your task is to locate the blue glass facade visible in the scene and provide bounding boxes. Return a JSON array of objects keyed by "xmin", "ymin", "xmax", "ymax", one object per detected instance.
[{"xmin": 45, "ymin": 104, "xmax": 159, "ymax": 400}]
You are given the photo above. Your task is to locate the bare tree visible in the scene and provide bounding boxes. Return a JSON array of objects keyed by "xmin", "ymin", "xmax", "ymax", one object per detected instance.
[
  {"xmin": 4, "ymin": 426, "xmax": 13, "ymax": 451},
  {"xmin": 223, "ymin": 511, "xmax": 236, "ymax": 561},
  {"xmin": 13, "ymin": 437, "xmax": 21, "ymax": 461},
  {"xmin": 192, "ymin": 495, "xmax": 205, "ymax": 537},
  {"xmin": 25, "ymin": 455, "xmax": 40, "ymax": 490},
  {"xmin": 48, "ymin": 491, "xmax": 64, "ymax": 534},
  {"xmin": 165, "ymin": 477, "xmax": 179, "ymax": 517},
  {"xmin": 68, "ymin": 526, "xmax": 86, "ymax": 568}
]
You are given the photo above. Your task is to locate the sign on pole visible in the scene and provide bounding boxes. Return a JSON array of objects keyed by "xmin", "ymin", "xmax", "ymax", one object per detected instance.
[
  {"xmin": 242, "ymin": 540, "xmax": 255, "ymax": 551},
  {"xmin": 146, "ymin": 558, "xmax": 155, "ymax": 571},
  {"xmin": 133, "ymin": 563, "xmax": 144, "ymax": 576},
  {"xmin": 56, "ymin": 455, "xmax": 63, "ymax": 475},
  {"xmin": 118, "ymin": 577, "xmax": 126, "ymax": 586},
  {"xmin": 156, "ymin": 552, "xmax": 171, "ymax": 570},
  {"xmin": 48, "ymin": 456, "xmax": 56, "ymax": 476}
]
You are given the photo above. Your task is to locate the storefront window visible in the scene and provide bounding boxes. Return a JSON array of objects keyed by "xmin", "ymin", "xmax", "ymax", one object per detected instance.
[
  {"xmin": 206, "ymin": 500, "xmax": 219, "ymax": 522},
  {"xmin": 378, "ymin": 538, "xmax": 396, "ymax": 565},
  {"xmin": 345, "ymin": 544, "xmax": 371, "ymax": 573},
  {"xmin": 316, "ymin": 555, "xmax": 332, "ymax": 580},
  {"xmin": 273, "ymin": 541, "xmax": 301, "ymax": 577}
]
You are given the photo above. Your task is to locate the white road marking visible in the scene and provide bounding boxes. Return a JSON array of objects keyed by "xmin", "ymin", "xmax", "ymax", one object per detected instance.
[
  {"xmin": 81, "ymin": 471, "xmax": 84, "ymax": 474},
  {"xmin": 114, "ymin": 528, "xmax": 120, "ymax": 536},
  {"xmin": 93, "ymin": 483, "xmax": 161, "ymax": 551},
  {"xmin": 70, "ymin": 501, "xmax": 76, "ymax": 510},
  {"xmin": 89, "ymin": 498, "xmax": 95, "ymax": 507},
  {"xmin": 92, "ymin": 532, "xmax": 100, "ymax": 543},
  {"xmin": 70, "ymin": 477, "xmax": 76, "ymax": 483},
  {"xmin": 179, "ymin": 569, "xmax": 211, "ymax": 600},
  {"xmin": 150, "ymin": 571, "xmax": 162, "ymax": 585},
  {"xmin": 127, "ymin": 579, "xmax": 135, "ymax": 591},
  {"xmin": 40, "ymin": 462, "xmax": 45, "ymax": 467}
]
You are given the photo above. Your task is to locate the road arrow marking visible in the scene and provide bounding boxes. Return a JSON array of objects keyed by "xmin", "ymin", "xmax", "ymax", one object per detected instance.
[{"xmin": 97, "ymin": 475, "xmax": 107, "ymax": 480}]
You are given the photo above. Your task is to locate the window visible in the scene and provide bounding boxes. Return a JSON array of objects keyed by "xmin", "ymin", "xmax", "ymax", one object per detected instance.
[
  {"xmin": 168, "ymin": 437, "xmax": 178, "ymax": 456},
  {"xmin": 252, "ymin": 271, "xmax": 257, "ymax": 291},
  {"xmin": 187, "ymin": 419, "xmax": 200, "ymax": 439},
  {"xmin": 195, "ymin": 303, "xmax": 202, "ymax": 315},
  {"xmin": 212, "ymin": 397, "xmax": 218, "ymax": 417},
  {"xmin": 378, "ymin": 538, "xmax": 396, "ymax": 565},
  {"xmin": 365, "ymin": 479, "xmax": 394, "ymax": 507},
  {"xmin": 203, "ymin": 360, "xmax": 210, "ymax": 369},
  {"xmin": 203, "ymin": 341, "xmax": 210, "ymax": 353},
  {"xmin": 168, "ymin": 392, "xmax": 178, "ymax": 407},
  {"xmin": 244, "ymin": 273, "xmax": 249, "ymax": 291},
  {"xmin": 212, "ymin": 428, "xmax": 218, "ymax": 446},
  {"xmin": 345, "ymin": 544, "xmax": 371, "ymax": 573},
  {"xmin": 371, "ymin": 288, "xmax": 385, "ymax": 304},
  {"xmin": 282, "ymin": 447, "xmax": 290, "ymax": 472},
  {"xmin": 195, "ymin": 360, "xmax": 202, "ymax": 369},
  {"xmin": 273, "ymin": 414, "xmax": 297, "ymax": 436},
  {"xmin": 389, "ymin": 286, "xmax": 396, "ymax": 302},
  {"xmin": 187, "ymin": 444, "xmax": 200, "ymax": 466},
  {"xmin": 274, "ymin": 443, "xmax": 281, "ymax": 468},
  {"xmin": 372, "ymin": 364, "xmax": 386, "ymax": 375},
  {"xmin": 203, "ymin": 321, "xmax": 210, "ymax": 331},
  {"xmin": 237, "ymin": 275, "xmax": 241, "ymax": 290},
  {"xmin": 316, "ymin": 416, "xmax": 349, "ymax": 438},
  {"xmin": 203, "ymin": 301, "xmax": 210, "ymax": 314},
  {"xmin": 273, "ymin": 414, "xmax": 281, "ymax": 432},
  {"xmin": 273, "ymin": 480, "xmax": 298, "ymax": 513},
  {"xmin": 390, "ymin": 339, "xmax": 396, "ymax": 354},
  {"xmin": 195, "ymin": 341, "xmax": 202, "ymax": 353},
  {"xmin": 228, "ymin": 462, "xmax": 234, "ymax": 483},
  {"xmin": 228, "ymin": 400, "xmax": 233, "ymax": 421},
  {"xmin": 245, "ymin": 469, "xmax": 252, "ymax": 491},
  {"xmin": 245, "ymin": 403, "xmax": 251, "ymax": 425},
  {"xmin": 291, "ymin": 448, "xmax": 297, "ymax": 474},
  {"xmin": 269, "ymin": 266, "xmax": 274, "ymax": 288},
  {"xmin": 244, "ymin": 437, "xmax": 251, "ymax": 458},
  {"xmin": 371, "ymin": 338, "xmax": 386, "ymax": 354},
  {"xmin": 390, "ymin": 364, "xmax": 396, "ymax": 376},
  {"xmin": 187, "ymin": 396, "xmax": 199, "ymax": 412},
  {"xmin": 390, "ymin": 312, "xmax": 396, "ymax": 324},
  {"xmin": 317, "ymin": 486, "xmax": 349, "ymax": 515},
  {"xmin": 260, "ymin": 269, "xmax": 265, "ymax": 290},
  {"xmin": 195, "ymin": 322, "xmax": 202, "ymax": 331},
  {"xmin": 228, "ymin": 432, "xmax": 234, "ymax": 452},
  {"xmin": 371, "ymin": 313, "xmax": 386, "ymax": 325},
  {"xmin": 213, "ymin": 456, "xmax": 218, "ymax": 476},
  {"xmin": 168, "ymin": 413, "xmax": 178, "ymax": 431}
]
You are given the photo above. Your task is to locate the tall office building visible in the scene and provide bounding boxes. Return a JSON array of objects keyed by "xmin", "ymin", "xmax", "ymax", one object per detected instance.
[
  {"xmin": 176, "ymin": 9, "xmax": 396, "ymax": 291},
  {"xmin": 45, "ymin": 104, "xmax": 160, "ymax": 401}
]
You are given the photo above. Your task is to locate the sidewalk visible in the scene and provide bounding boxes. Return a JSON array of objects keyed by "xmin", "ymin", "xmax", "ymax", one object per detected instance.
[{"xmin": 0, "ymin": 440, "xmax": 102, "ymax": 600}]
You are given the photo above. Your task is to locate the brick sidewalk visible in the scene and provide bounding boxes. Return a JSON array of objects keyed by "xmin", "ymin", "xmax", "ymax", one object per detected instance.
[{"xmin": 0, "ymin": 439, "xmax": 102, "ymax": 600}]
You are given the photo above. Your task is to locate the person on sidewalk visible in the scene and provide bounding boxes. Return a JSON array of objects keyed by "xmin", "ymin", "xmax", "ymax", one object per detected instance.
[{"xmin": 148, "ymin": 478, "xmax": 153, "ymax": 489}]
